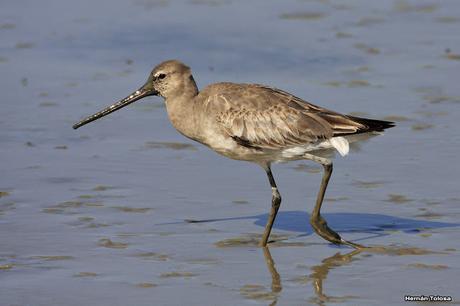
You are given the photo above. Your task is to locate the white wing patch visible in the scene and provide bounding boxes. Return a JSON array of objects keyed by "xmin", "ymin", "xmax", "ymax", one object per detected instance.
[
  {"xmin": 280, "ymin": 136, "xmax": 350, "ymax": 159},
  {"xmin": 281, "ymin": 146, "xmax": 309, "ymax": 158},
  {"xmin": 329, "ymin": 136, "xmax": 349, "ymax": 156}
]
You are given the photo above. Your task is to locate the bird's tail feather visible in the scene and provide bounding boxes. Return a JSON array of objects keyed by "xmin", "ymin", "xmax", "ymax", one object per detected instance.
[{"xmin": 346, "ymin": 116, "xmax": 395, "ymax": 133}]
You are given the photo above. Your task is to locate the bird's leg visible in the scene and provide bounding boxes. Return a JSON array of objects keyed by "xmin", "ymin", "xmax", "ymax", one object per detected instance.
[
  {"xmin": 303, "ymin": 154, "xmax": 363, "ymax": 249},
  {"xmin": 260, "ymin": 165, "xmax": 282, "ymax": 247}
]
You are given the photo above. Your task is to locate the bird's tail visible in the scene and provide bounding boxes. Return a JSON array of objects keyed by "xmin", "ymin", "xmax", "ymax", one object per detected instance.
[{"xmin": 347, "ymin": 116, "xmax": 395, "ymax": 133}]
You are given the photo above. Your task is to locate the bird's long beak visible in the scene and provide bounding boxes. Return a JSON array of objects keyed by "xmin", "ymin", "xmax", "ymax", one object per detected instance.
[{"xmin": 73, "ymin": 81, "xmax": 158, "ymax": 129}]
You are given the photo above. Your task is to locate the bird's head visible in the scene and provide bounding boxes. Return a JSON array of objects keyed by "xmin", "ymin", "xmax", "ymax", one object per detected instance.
[
  {"xmin": 147, "ymin": 60, "xmax": 197, "ymax": 99},
  {"xmin": 73, "ymin": 59, "xmax": 197, "ymax": 130}
]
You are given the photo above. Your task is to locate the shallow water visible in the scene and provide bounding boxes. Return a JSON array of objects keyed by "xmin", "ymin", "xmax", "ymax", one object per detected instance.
[{"xmin": 1, "ymin": 0, "xmax": 460, "ymax": 305}]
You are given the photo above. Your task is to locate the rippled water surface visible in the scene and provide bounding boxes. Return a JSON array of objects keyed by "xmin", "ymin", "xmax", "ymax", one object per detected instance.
[{"xmin": 1, "ymin": 0, "xmax": 460, "ymax": 305}]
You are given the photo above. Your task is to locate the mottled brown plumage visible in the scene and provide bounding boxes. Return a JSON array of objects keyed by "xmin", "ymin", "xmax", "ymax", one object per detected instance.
[
  {"xmin": 74, "ymin": 60, "xmax": 394, "ymax": 248},
  {"xmin": 202, "ymin": 83, "xmax": 391, "ymax": 152}
]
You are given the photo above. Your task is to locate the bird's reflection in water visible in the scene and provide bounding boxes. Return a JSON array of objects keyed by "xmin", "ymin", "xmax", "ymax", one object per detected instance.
[
  {"xmin": 262, "ymin": 247, "xmax": 282, "ymax": 295},
  {"xmin": 262, "ymin": 247, "xmax": 362, "ymax": 306},
  {"xmin": 307, "ymin": 249, "xmax": 362, "ymax": 305},
  {"xmin": 260, "ymin": 247, "xmax": 281, "ymax": 306}
]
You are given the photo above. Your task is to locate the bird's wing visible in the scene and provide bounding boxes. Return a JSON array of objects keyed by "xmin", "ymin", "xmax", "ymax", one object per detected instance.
[
  {"xmin": 206, "ymin": 84, "xmax": 365, "ymax": 150},
  {"xmin": 260, "ymin": 85, "xmax": 368, "ymax": 136}
]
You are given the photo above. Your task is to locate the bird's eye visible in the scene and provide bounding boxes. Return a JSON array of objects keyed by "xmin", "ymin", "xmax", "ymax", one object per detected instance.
[{"xmin": 158, "ymin": 73, "xmax": 166, "ymax": 80}]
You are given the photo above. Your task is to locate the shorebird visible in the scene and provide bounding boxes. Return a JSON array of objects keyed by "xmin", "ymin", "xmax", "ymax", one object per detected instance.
[{"xmin": 74, "ymin": 60, "xmax": 394, "ymax": 248}]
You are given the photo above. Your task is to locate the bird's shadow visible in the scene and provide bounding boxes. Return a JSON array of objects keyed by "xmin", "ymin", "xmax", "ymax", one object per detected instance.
[
  {"xmin": 259, "ymin": 211, "xmax": 458, "ymax": 234},
  {"xmin": 181, "ymin": 211, "xmax": 459, "ymax": 242}
]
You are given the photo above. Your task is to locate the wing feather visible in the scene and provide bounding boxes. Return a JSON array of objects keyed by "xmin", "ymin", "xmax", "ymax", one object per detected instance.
[{"xmin": 205, "ymin": 83, "xmax": 386, "ymax": 151}]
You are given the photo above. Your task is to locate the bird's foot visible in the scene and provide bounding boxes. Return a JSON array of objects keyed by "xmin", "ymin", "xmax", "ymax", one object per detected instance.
[{"xmin": 310, "ymin": 215, "xmax": 364, "ymax": 249}]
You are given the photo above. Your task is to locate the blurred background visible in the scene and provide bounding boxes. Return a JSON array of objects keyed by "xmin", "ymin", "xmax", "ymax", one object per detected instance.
[{"xmin": 1, "ymin": 0, "xmax": 459, "ymax": 305}]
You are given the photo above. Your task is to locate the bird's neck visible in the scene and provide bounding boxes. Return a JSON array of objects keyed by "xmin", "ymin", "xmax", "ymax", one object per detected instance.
[{"xmin": 164, "ymin": 90, "xmax": 202, "ymax": 143}]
